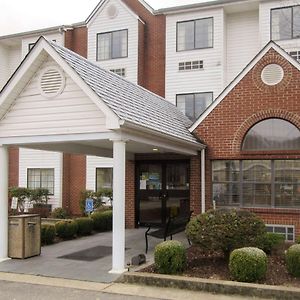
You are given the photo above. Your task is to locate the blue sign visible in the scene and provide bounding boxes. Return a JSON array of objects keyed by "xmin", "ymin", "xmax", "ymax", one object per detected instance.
[{"xmin": 85, "ymin": 198, "xmax": 94, "ymax": 213}]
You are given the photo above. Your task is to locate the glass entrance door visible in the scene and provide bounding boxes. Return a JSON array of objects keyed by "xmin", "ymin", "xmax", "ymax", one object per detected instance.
[{"xmin": 136, "ymin": 161, "xmax": 190, "ymax": 226}]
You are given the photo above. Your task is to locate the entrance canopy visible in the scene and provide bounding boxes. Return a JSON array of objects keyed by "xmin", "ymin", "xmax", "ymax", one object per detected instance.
[{"xmin": 0, "ymin": 37, "xmax": 205, "ymax": 272}]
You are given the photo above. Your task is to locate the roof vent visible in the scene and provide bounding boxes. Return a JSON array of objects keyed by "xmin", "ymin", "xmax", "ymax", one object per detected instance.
[
  {"xmin": 261, "ymin": 64, "xmax": 284, "ymax": 86},
  {"xmin": 107, "ymin": 4, "xmax": 118, "ymax": 19},
  {"xmin": 39, "ymin": 67, "xmax": 65, "ymax": 98}
]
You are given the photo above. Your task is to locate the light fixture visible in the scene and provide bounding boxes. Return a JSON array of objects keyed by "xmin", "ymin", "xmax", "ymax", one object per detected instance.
[{"xmin": 152, "ymin": 148, "xmax": 159, "ymax": 152}]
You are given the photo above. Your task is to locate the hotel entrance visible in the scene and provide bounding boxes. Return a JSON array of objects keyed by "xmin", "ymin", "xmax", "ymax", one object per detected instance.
[{"xmin": 136, "ymin": 161, "xmax": 190, "ymax": 226}]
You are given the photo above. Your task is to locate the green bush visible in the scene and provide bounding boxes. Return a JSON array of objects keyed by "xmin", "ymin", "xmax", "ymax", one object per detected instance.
[
  {"xmin": 75, "ymin": 217, "xmax": 94, "ymax": 236},
  {"xmin": 186, "ymin": 208, "xmax": 266, "ymax": 258},
  {"xmin": 91, "ymin": 210, "xmax": 112, "ymax": 232},
  {"xmin": 286, "ymin": 244, "xmax": 300, "ymax": 277},
  {"xmin": 258, "ymin": 232, "xmax": 285, "ymax": 254},
  {"xmin": 55, "ymin": 220, "xmax": 78, "ymax": 240},
  {"xmin": 51, "ymin": 207, "xmax": 69, "ymax": 219},
  {"xmin": 229, "ymin": 247, "xmax": 268, "ymax": 282},
  {"xmin": 41, "ymin": 224, "xmax": 56, "ymax": 245},
  {"xmin": 296, "ymin": 236, "xmax": 300, "ymax": 244},
  {"xmin": 154, "ymin": 240, "xmax": 186, "ymax": 274}
]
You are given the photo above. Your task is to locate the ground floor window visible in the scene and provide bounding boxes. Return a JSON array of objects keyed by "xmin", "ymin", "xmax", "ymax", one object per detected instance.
[
  {"xmin": 266, "ymin": 224, "xmax": 294, "ymax": 241},
  {"xmin": 27, "ymin": 168, "xmax": 54, "ymax": 195},
  {"xmin": 212, "ymin": 160, "xmax": 300, "ymax": 208},
  {"xmin": 96, "ymin": 168, "xmax": 113, "ymax": 192}
]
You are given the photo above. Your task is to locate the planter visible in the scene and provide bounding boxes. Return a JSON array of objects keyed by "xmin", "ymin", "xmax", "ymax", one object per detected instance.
[{"xmin": 29, "ymin": 204, "xmax": 52, "ymax": 218}]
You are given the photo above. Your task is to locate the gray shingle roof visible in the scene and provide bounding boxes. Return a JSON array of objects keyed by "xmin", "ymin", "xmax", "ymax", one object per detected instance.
[{"xmin": 48, "ymin": 40, "xmax": 200, "ymax": 145}]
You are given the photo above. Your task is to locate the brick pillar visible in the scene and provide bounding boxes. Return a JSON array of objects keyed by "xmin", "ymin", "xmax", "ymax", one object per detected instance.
[
  {"xmin": 190, "ymin": 155, "xmax": 201, "ymax": 215},
  {"xmin": 8, "ymin": 147, "xmax": 19, "ymax": 187},
  {"xmin": 125, "ymin": 160, "xmax": 135, "ymax": 228},
  {"xmin": 62, "ymin": 153, "xmax": 71, "ymax": 212}
]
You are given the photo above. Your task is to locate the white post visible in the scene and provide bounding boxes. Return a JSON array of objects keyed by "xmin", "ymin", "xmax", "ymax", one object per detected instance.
[
  {"xmin": 109, "ymin": 140, "xmax": 126, "ymax": 274},
  {"xmin": 0, "ymin": 146, "xmax": 9, "ymax": 261},
  {"xmin": 201, "ymin": 149, "xmax": 206, "ymax": 214}
]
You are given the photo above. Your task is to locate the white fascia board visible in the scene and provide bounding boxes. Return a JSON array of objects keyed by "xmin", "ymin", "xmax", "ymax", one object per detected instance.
[
  {"xmin": 86, "ymin": 0, "xmax": 144, "ymax": 28},
  {"xmin": 189, "ymin": 41, "xmax": 300, "ymax": 132}
]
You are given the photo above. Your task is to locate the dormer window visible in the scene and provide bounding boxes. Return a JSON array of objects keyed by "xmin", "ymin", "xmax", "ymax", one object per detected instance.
[
  {"xmin": 97, "ymin": 29, "xmax": 128, "ymax": 61},
  {"xmin": 271, "ymin": 6, "xmax": 300, "ymax": 40},
  {"xmin": 177, "ymin": 17, "xmax": 213, "ymax": 51}
]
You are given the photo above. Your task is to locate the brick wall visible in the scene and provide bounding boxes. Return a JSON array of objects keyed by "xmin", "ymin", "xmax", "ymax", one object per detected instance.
[
  {"xmin": 8, "ymin": 147, "xmax": 19, "ymax": 187},
  {"xmin": 193, "ymin": 48, "xmax": 300, "ymax": 235},
  {"xmin": 64, "ymin": 26, "xmax": 87, "ymax": 58},
  {"xmin": 125, "ymin": 160, "xmax": 135, "ymax": 228}
]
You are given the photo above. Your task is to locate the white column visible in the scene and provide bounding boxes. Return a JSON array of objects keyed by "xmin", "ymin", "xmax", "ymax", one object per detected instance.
[
  {"xmin": 109, "ymin": 140, "xmax": 126, "ymax": 274},
  {"xmin": 0, "ymin": 146, "xmax": 9, "ymax": 261},
  {"xmin": 201, "ymin": 149, "xmax": 206, "ymax": 214}
]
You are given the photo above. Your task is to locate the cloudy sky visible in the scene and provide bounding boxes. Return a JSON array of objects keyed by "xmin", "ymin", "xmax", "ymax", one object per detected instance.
[{"xmin": 0, "ymin": 0, "xmax": 209, "ymax": 36}]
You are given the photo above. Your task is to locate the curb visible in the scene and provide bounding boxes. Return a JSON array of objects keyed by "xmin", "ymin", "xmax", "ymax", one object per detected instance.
[{"xmin": 120, "ymin": 272, "xmax": 300, "ymax": 300}]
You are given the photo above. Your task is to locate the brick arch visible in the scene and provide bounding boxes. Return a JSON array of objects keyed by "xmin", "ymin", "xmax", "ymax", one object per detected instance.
[{"xmin": 231, "ymin": 110, "xmax": 300, "ymax": 153}]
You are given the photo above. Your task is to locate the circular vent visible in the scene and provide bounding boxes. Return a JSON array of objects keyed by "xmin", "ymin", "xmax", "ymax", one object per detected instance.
[
  {"xmin": 107, "ymin": 4, "xmax": 118, "ymax": 19},
  {"xmin": 39, "ymin": 67, "xmax": 65, "ymax": 98},
  {"xmin": 261, "ymin": 64, "xmax": 284, "ymax": 86}
]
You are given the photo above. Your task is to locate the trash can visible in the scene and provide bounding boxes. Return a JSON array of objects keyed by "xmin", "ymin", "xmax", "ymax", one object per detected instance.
[{"xmin": 8, "ymin": 214, "xmax": 41, "ymax": 259}]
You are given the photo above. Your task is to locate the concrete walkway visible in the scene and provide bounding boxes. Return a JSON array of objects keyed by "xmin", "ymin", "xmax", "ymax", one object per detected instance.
[{"xmin": 0, "ymin": 228, "xmax": 190, "ymax": 283}]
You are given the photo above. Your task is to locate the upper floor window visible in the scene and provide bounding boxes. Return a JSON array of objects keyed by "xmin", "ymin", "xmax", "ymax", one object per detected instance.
[
  {"xmin": 271, "ymin": 6, "xmax": 300, "ymax": 40},
  {"xmin": 289, "ymin": 50, "xmax": 300, "ymax": 62},
  {"xmin": 176, "ymin": 92, "xmax": 213, "ymax": 121},
  {"xmin": 177, "ymin": 17, "xmax": 213, "ymax": 51},
  {"xmin": 242, "ymin": 118, "xmax": 300, "ymax": 151},
  {"xmin": 27, "ymin": 168, "xmax": 54, "ymax": 195},
  {"xmin": 97, "ymin": 29, "xmax": 128, "ymax": 61}
]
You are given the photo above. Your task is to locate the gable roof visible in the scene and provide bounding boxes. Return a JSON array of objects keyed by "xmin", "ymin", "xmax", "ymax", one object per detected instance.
[{"xmin": 189, "ymin": 41, "xmax": 300, "ymax": 132}]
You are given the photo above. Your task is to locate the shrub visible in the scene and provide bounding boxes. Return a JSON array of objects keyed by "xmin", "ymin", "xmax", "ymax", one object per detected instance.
[
  {"xmin": 229, "ymin": 247, "xmax": 268, "ymax": 282},
  {"xmin": 51, "ymin": 207, "xmax": 69, "ymax": 219},
  {"xmin": 296, "ymin": 236, "xmax": 300, "ymax": 244},
  {"xmin": 75, "ymin": 217, "xmax": 94, "ymax": 236},
  {"xmin": 186, "ymin": 208, "xmax": 266, "ymax": 258},
  {"xmin": 258, "ymin": 232, "xmax": 285, "ymax": 254},
  {"xmin": 91, "ymin": 210, "xmax": 112, "ymax": 232},
  {"xmin": 41, "ymin": 224, "xmax": 56, "ymax": 245},
  {"xmin": 55, "ymin": 220, "xmax": 78, "ymax": 240},
  {"xmin": 286, "ymin": 244, "xmax": 300, "ymax": 277},
  {"xmin": 154, "ymin": 240, "xmax": 186, "ymax": 274}
]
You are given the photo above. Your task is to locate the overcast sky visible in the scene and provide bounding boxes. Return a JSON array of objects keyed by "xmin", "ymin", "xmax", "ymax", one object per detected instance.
[{"xmin": 0, "ymin": 0, "xmax": 209, "ymax": 36}]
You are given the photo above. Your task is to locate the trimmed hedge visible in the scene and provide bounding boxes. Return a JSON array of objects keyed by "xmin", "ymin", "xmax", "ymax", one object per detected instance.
[
  {"xmin": 154, "ymin": 240, "xmax": 186, "ymax": 274},
  {"xmin": 286, "ymin": 244, "xmax": 300, "ymax": 277},
  {"xmin": 91, "ymin": 210, "xmax": 112, "ymax": 232},
  {"xmin": 55, "ymin": 220, "xmax": 78, "ymax": 240},
  {"xmin": 41, "ymin": 224, "xmax": 56, "ymax": 245},
  {"xmin": 75, "ymin": 217, "xmax": 94, "ymax": 236},
  {"xmin": 186, "ymin": 208, "xmax": 266, "ymax": 258},
  {"xmin": 258, "ymin": 232, "xmax": 285, "ymax": 254},
  {"xmin": 229, "ymin": 247, "xmax": 267, "ymax": 283},
  {"xmin": 51, "ymin": 207, "xmax": 69, "ymax": 219}
]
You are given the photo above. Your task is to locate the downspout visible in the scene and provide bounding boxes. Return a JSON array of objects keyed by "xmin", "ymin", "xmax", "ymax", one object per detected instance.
[{"xmin": 201, "ymin": 148, "xmax": 206, "ymax": 213}]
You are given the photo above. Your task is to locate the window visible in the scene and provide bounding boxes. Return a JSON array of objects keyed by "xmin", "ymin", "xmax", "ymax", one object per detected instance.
[
  {"xmin": 178, "ymin": 60, "xmax": 204, "ymax": 71},
  {"xmin": 289, "ymin": 50, "xmax": 300, "ymax": 62},
  {"xmin": 176, "ymin": 92, "xmax": 213, "ymax": 121},
  {"xmin": 97, "ymin": 29, "xmax": 128, "ymax": 61},
  {"xmin": 271, "ymin": 5, "xmax": 300, "ymax": 40},
  {"xmin": 242, "ymin": 119, "xmax": 300, "ymax": 151},
  {"xmin": 212, "ymin": 160, "xmax": 300, "ymax": 208},
  {"xmin": 110, "ymin": 68, "xmax": 126, "ymax": 77},
  {"xmin": 266, "ymin": 224, "xmax": 294, "ymax": 241},
  {"xmin": 96, "ymin": 168, "xmax": 113, "ymax": 192},
  {"xmin": 177, "ymin": 18, "xmax": 213, "ymax": 51},
  {"xmin": 27, "ymin": 168, "xmax": 54, "ymax": 195}
]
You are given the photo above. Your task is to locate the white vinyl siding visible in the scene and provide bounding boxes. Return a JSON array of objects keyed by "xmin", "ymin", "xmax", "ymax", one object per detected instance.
[
  {"xmin": 226, "ymin": 10, "xmax": 259, "ymax": 84},
  {"xmin": 87, "ymin": 0, "xmax": 139, "ymax": 84},
  {"xmin": 86, "ymin": 156, "xmax": 113, "ymax": 191},
  {"xmin": 19, "ymin": 148, "xmax": 62, "ymax": 209},
  {"xmin": 260, "ymin": 0, "xmax": 300, "ymax": 52},
  {"xmin": 0, "ymin": 44, "xmax": 9, "ymax": 90},
  {"xmin": 165, "ymin": 8, "xmax": 225, "ymax": 105},
  {"xmin": 0, "ymin": 56, "xmax": 108, "ymax": 137}
]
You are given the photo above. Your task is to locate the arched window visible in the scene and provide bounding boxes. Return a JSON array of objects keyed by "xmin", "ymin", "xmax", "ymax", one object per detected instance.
[{"xmin": 242, "ymin": 118, "xmax": 300, "ymax": 151}]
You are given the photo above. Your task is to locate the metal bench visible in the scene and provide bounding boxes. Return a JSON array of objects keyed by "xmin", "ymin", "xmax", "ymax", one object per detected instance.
[{"xmin": 144, "ymin": 211, "xmax": 192, "ymax": 253}]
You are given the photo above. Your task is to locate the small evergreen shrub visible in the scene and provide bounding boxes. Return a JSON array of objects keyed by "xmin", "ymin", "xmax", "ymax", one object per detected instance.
[
  {"xmin": 91, "ymin": 210, "xmax": 112, "ymax": 232},
  {"xmin": 51, "ymin": 207, "xmax": 68, "ymax": 219},
  {"xmin": 55, "ymin": 220, "xmax": 78, "ymax": 239},
  {"xmin": 296, "ymin": 236, "xmax": 300, "ymax": 244},
  {"xmin": 229, "ymin": 247, "xmax": 267, "ymax": 282},
  {"xmin": 75, "ymin": 217, "xmax": 94, "ymax": 236},
  {"xmin": 258, "ymin": 232, "xmax": 285, "ymax": 254},
  {"xmin": 286, "ymin": 244, "xmax": 300, "ymax": 277},
  {"xmin": 154, "ymin": 240, "xmax": 186, "ymax": 274},
  {"xmin": 186, "ymin": 209, "xmax": 266, "ymax": 258},
  {"xmin": 41, "ymin": 224, "xmax": 56, "ymax": 245}
]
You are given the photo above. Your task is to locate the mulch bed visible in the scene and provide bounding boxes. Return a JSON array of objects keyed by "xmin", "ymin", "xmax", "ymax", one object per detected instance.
[{"xmin": 141, "ymin": 246, "xmax": 300, "ymax": 288}]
